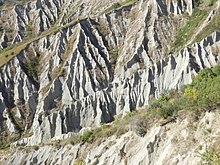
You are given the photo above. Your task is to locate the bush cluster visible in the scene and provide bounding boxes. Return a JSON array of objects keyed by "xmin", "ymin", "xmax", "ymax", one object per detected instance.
[{"xmin": 149, "ymin": 65, "xmax": 220, "ymax": 119}]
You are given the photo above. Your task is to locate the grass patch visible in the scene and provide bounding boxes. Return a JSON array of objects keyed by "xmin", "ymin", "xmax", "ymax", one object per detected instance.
[
  {"xmin": 94, "ymin": 23, "xmax": 110, "ymax": 36},
  {"xmin": 0, "ymin": 17, "xmax": 86, "ymax": 67},
  {"xmin": 23, "ymin": 130, "xmax": 33, "ymax": 138},
  {"xmin": 52, "ymin": 110, "xmax": 149, "ymax": 146},
  {"xmin": 0, "ymin": 132, "xmax": 20, "ymax": 150},
  {"xmin": 109, "ymin": 47, "xmax": 119, "ymax": 72},
  {"xmin": 198, "ymin": 147, "xmax": 220, "ymax": 164},
  {"xmin": 172, "ymin": 8, "xmax": 208, "ymax": 52},
  {"xmin": 200, "ymin": 0, "xmax": 218, "ymax": 7},
  {"xmin": 25, "ymin": 22, "xmax": 34, "ymax": 38},
  {"xmin": 73, "ymin": 161, "xmax": 86, "ymax": 165},
  {"xmin": 172, "ymin": 0, "xmax": 219, "ymax": 51},
  {"xmin": 101, "ymin": 0, "xmax": 139, "ymax": 15},
  {"xmin": 7, "ymin": 108, "xmax": 24, "ymax": 133},
  {"xmin": 193, "ymin": 10, "xmax": 220, "ymax": 43}
]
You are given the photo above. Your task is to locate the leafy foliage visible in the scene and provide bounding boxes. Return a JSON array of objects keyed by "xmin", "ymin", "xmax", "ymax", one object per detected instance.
[
  {"xmin": 184, "ymin": 66, "xmax": 220, "ymax": 110},
  {"xmin": 149, "ymin": 65, "xmax": 220, "ymax": 118},
  {"xmin": 149, "ymin": 95, "xmax": 178, "ymax": 119}
]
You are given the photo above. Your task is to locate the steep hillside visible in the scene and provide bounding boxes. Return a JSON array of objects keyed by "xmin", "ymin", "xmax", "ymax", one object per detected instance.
[
  {"xmin": 2, "ymin": 111, "xmax": 220, "ymax": 165},
  {"xmin": 0, "ymin": 0, "xmax": 219, "ymax": 164},
  {"xmin": 1, "ymin": 65, "xmax": 220, "ymax": 164}
]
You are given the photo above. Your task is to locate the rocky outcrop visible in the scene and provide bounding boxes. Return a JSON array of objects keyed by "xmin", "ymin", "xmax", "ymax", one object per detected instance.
[
  {"xmin": 0, "ymin": 0, "xmax": 219, "ymax": 147},
  {"xmin": 1, "ymin": 110, "xmax": 220, "ymax": 165},
  {"xmin": 12, "ymin": 30, "xmax": 220, "ymax": 146},
  {"xmin": 0, "ymin": 31, "xmax": 7, "ymax": 49}
]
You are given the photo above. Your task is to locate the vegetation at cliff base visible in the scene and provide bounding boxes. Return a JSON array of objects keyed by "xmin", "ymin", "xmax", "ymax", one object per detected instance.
[
  {"xmin": 1, "ymin": 65, "xmax": 219, "ymax": 152},
  {"xmin": 149, "ymin": 65, "xmax": 220, "ymax": 119},
  {"xmin": 183, "ymin": 65, "xmax": 220, "ymax": 110},
  {"xmin": 51, "ymin": 110, "xmax": 148, "ymax": 147},
  {"xmin": 48, "ymin": 65, "xmax": 220, "ymax": 148}
]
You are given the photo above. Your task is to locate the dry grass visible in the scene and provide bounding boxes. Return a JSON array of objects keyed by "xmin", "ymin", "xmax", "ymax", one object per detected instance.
[{"xmin": 0, "ymin": 17, "xmax": 84, "ymax": 67}]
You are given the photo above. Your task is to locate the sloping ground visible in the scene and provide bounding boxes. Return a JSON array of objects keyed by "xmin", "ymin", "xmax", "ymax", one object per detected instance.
[
  {"xmin": 0, "ymin": 0, "xmax": 219, "ymax": 150},
  {"xmin": 2, "ymin": 64, "xmax": 220, "ymax": 164},
  {"xmin": 0, "ymin": 0, "xmax": 219, "ymax": 164},
  {"xmin": 1, "ymin": 110, "xmax": 220, "ymax": 165}
]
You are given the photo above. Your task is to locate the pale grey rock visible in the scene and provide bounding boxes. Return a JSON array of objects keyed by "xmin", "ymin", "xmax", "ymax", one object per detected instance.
[
  {"xmin": 0, "ymin": 31, "xmax": 7, "ymax": 49},
  {"xmin": 2, "ymin": 111, "xmax": 220, "ymax": 165},
  {"xmin": 3, "ymin": 110, "xmax": 17, "ymax": 133},
  {"xmin": 0, "ymin": 0, "xmax": 219, "ymax": 155}
]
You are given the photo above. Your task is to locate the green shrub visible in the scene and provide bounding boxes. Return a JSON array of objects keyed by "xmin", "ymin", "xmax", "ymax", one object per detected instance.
[
  {"xmin": 133, "ymin": 116, "xmax": 148, "ymax": 137},
  {"xmin": 184, "ymin": 66, "xmax": 220, "ymax": 110},
  {"xmin": 78, "ymin": 130, "xmax": 95, "ymax": 143},
  {"xmin": 208, "ymin": 0, "xmax": 217, "ymax": 6},
  {"xmin": 149, "ymin": 65, "xmax": 220, "ymax": 119},
  {"xmin": 149, "ymin": 95, "xmax": 179, "ymax": 119},
  {"xmin": 199, "ymin": 147, "xmax": 220, "ymax": 164}
]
